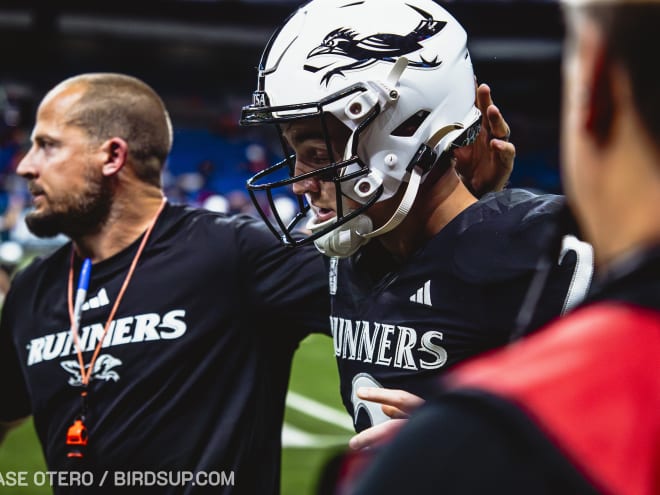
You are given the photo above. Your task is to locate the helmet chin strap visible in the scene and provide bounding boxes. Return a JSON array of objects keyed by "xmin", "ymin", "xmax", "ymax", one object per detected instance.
[
  {"xmin": 307, "ymin": 210, "xmax": 373, "ymax": 258},
  {"xmin": 308, "ymin": 122, "xmax": 462, "ymax": 258},
  {"xmin": 358, "ymin": 165, "xmax": 422, "ymax": 239},
  {"xmin": 358, "ymin": 122, "xmax": 464, "ymax": 239}
]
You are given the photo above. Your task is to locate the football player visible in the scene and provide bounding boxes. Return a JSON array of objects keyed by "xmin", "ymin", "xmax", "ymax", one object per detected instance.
[
  {"xmin": 352, "ymin": 0, "xmax": 660, "ymax": 493},
  {"xmin": 241, "ymin": 0, "xmax": 594, "ymax": 441}
]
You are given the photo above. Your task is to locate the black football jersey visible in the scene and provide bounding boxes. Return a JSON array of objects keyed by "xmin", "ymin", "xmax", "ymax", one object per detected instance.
[
  {"xmin": 0, "ymin": 203, "xmax": 329, "ymax": 494},
  {"xmin": 329, "ymin": 189, "xmax": 593, "ymax": 432},
  {"xmin": 351, "ymin": 246, "xmax": 660, "ymax": 495}
]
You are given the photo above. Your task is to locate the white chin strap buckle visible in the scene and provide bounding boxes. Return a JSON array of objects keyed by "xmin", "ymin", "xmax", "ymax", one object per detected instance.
[{"xmin": 306, "ymin": 213, "xmax": 373, "ymax": 258}]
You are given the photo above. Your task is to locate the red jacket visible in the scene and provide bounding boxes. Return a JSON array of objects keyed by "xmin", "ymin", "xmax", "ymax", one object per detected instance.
[{"xmin": 449, "ymin": 303, "xmax": 660, "ymax": 495}]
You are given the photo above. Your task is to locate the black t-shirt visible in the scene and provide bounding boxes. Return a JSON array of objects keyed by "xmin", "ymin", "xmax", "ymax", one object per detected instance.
[
  {"xmin": 330, "ymin": 189, "xmax": 593, "ymax": 431},
  {"xmin": 0, "ymin": 203, "xmax": 329, "ymax": 494}
]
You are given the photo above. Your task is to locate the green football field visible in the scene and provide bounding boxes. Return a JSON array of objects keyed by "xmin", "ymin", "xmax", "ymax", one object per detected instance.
[{"xmin": 0, "ymin": 334, "xmax": 352, "ymax": 495}]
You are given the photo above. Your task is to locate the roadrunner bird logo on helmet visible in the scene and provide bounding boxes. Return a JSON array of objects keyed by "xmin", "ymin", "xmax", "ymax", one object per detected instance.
[
  {"xmin": 305, "ymin": 4, "xmax": 446, "ymax": 86},
  {"xmin": 241, "ymin": 0, "xmax": 480, "ymax": 257}
]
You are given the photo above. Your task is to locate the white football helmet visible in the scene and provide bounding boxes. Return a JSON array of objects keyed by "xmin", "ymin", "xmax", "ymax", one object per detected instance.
[{"xmin": 241, "ymin": 0, "xmax": 480, "ymax": 257}]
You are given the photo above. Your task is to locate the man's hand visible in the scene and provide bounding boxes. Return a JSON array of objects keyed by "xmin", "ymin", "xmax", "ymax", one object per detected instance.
[
  {"xmin": 348, "ymin": 388, "xmax": 424, "ymax": 450},
  {"xmin": 455, "ymin": 83, "xmax": 516, "ymax": 196}
]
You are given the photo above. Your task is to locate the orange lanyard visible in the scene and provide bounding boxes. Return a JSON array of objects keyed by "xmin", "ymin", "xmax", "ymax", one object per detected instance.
[
  {"xmin": 65, "ymin": 199, "xmax": 166, "ymax": 459},
  {"xmin": 66, "ymin": 198, "xmax": 166, "ymax": 387}
]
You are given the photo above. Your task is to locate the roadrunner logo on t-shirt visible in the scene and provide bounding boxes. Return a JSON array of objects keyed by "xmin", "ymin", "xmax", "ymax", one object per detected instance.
[
  {"xmin": 60, "ymin": 354, "xmax": 123, "ymax": 386},
  {"xmin": 25, "ymin": 309, "xmax": 188, "ymax": 369}
]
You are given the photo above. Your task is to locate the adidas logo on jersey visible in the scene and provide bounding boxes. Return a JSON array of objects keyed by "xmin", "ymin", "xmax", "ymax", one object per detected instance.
[
  {"xmin": 410, "ymin": 280, "xmax": 432, "ymax": 306},
  {"xmin": 81, "ymin": 288, "xmax": 110, "ymax": 311}
]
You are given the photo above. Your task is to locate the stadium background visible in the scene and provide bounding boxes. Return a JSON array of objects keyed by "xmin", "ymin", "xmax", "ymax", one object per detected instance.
[{"xmin": 0, "ymin": 1, "xmax": 563, "ymax": 493}]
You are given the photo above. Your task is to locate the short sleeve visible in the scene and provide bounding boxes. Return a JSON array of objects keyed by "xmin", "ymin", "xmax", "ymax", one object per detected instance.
[
  {"xmin": 0, "ymin": 287, "xmax": 32, "ymax": 421},
  {"xmin": 234, "ymin": 215, "xmax": 331, "ymax": 337}
]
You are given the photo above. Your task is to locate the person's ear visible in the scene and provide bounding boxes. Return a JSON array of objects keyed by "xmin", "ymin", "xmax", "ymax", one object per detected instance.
[
  {"xmin": 100, "ymin": 138, "xmax": 128, "ymax": 177},
  {"xmin": 584, "ymin": 45, "xmax": 614, "ymax": 146}
]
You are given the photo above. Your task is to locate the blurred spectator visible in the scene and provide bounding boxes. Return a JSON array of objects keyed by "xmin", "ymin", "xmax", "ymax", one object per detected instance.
[
  {"xmin": 0, "ymin": 240, "xmax": 23, "ymax": 305},
  {"xmin": 0, "ymin": 192, "xmax": 23, "ymax": 242},
  {"xmin": 202, "ymin": 194, "xmax": 229, "ymax": 214},
  {"xmin": 242, "ymin": 143, "xmax": 269, "ymax": 175},
  {"xmin": 227, "ymin": 189, "xmax": 257, "ymax": 216},
  {"xmin": 177, "ymin": 172, "xmax": 206, "ymax": 202}
]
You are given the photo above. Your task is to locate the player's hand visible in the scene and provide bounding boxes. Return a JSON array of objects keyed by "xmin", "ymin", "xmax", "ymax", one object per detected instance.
[
  {"xmin": 349, "ymin": 418, "xmax": 407, "ymax": 451},
  {"xmin": 454, "ymin": 83, "xmax": 515, "ymax": 196},
  {"xmin": 348, "ymin": 388, "xmax": 425, "ymax": 450}
]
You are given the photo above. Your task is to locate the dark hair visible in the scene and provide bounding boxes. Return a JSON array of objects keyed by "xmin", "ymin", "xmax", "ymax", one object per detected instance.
[
  {"xmin": 59, "ymin": 73, "xmax": 173, "ymax": 187},
  {"xmin": 579, "ymin": 3, "xmax": 660, "ymax": 144}
]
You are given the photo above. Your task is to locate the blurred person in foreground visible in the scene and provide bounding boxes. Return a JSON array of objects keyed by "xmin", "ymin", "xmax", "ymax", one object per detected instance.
[
  {"xmin": 350, "ymin": 1, "xmax": 660, "ymax": 493},
  {"xmin": 240, "ymin": 0, "xmax": 593, "ymax": 449},
  {"xmin": 0, "ymin": 73, "xmax": 331, "ymax": 494}
]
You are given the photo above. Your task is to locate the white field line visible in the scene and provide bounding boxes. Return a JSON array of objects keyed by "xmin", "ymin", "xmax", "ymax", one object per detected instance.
[
  {"xmin": 285, "ymin": 391, "xmax": 354, "ymax": 432},
  {"xmin": 281, "ymin": 423, "xmax": 349, "ymax": 448}
]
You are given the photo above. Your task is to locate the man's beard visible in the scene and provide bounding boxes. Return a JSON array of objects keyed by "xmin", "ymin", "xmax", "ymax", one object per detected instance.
[{"xmin": 25, "ymin": 170, "xmax": 113, "ymax": 239}]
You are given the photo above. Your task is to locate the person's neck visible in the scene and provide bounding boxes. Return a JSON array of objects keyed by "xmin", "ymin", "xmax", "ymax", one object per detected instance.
[
  {"xmin": 587, "ymin": 118, "xmax": 660, "ymax": 270},
  {"xmin": 378, "ymin": 169, "xmax": 477, "ymax": 260},
  {"xmin": 73, "ymin": 187, "xmax": 165, "ymax": 263}
]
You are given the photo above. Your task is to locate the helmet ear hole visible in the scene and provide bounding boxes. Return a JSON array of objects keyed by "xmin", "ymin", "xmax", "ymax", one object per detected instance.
[
  {"xmin": 344, "ymin": 91, "xmax": 380, "ymax": 121},
  {"xmin": 354, "ymin": 175, "xmax": 383, "ymax": 199},
  {"xmin": 391, "ymin": 110, "xmax": 430, "ymax": 137}
]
